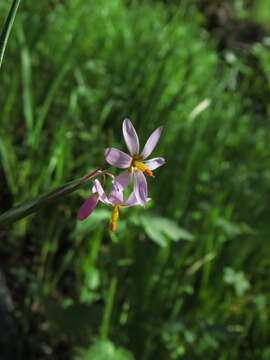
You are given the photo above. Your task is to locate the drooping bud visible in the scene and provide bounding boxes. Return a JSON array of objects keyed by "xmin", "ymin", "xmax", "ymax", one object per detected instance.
[{"xmin": 77, "ymin": 194, "xmax": 99, "ymax": 220}]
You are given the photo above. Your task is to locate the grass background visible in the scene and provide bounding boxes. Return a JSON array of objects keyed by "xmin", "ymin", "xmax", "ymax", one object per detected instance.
[{"xmin": 1, "ymin": 0, "xmax": 270, "ymax": 359}]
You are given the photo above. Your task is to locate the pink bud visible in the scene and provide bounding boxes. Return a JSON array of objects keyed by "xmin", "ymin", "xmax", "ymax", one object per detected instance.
[{"xmin": 77, "ymin": 195, "xmax": 98, "ymax": 220}]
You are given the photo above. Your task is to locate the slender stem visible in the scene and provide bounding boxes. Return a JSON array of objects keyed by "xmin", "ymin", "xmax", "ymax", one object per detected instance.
[
  {"xmin": 100, "ymin": 276, "xmax": 117, "ymax": 340},
  {"xmin": 0, "ymin": 0, "xmax": 22, "ymax": 70},
  {"xmin": 0, "ymin": 168, "xmax": 108, "ymax": 226}
]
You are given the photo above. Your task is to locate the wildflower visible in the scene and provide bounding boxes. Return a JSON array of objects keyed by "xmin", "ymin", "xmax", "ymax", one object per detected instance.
[
  {"xmin": 93, "ymin": 179, "xmax": 146, "ymax": 231},
  {"xmin": 105, "ymin": 119, "xmax": 165, "ymax": 205},
  {"xmin": 77, "ymin": 171, "xmax": 115, "ymax": 220}
]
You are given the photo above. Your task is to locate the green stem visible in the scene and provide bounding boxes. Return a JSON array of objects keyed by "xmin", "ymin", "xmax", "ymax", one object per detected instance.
[
  {"xmin": 0, "ymin": 168, "xmax": 107, "ymax": 226},
  {"xmin": 100, "ymin": 276, "xmax": 117, "ymax": 340},
  {"xmin": 0, "ymin": 0, "xmax": 22, "ymax": 69}
]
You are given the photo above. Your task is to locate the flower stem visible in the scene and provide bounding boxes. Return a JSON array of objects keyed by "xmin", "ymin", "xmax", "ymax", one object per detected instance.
[
  {"xmin": 100, "ymin": 276, "xmax": 117, "ymax": 340},
  {"xmin": 0, "ymin": 168, "xmax": 107, "ymax": 226}
]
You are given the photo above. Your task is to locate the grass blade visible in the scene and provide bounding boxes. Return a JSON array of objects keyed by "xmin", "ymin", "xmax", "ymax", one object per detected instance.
[{"xmin": 0, "ymin": 0, "xmax": 21, "ymax": 69}]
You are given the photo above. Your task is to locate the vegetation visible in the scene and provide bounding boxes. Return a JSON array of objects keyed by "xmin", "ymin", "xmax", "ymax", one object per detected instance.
[{"xmin": 1, "ymin": 0, "xmax": 270, "ymax": 359}]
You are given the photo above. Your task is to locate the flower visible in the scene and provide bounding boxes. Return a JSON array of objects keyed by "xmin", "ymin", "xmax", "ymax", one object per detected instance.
[
  {"xmin": 77, "ymin": 171, "xmax": 115, "ymax": 221},
  {"xmin": 93, "ymin": 178, "xmax": 146, "ymax": 231},
  {"xmin": 105, "ymin": 119, "xmax": 165, "ymax": 206}
]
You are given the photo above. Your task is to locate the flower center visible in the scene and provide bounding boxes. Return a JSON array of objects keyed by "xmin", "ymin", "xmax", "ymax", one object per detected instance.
[
  {"xmin": 110, "ymin": 205, "xmax": 119, "ymax": 231},
  {"xmin": 129, "ymin": 160, "xmax": 153, "ymax": 177}
]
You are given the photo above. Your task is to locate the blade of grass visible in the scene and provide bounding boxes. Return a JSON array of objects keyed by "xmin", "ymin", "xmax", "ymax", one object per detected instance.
[
  {"xmin": 17, "ymin": 22, "xmax": 34, "ymax": 132},
  {"xmin": 100, "ymin": 276, "xmax": 117, "ymax": 340},
  {"xmin": 0, "ymin": 135, "xmax": 18, "ymax": 194},
  {"xmin": 0, "ymin": 0, "xmax": 21, "ymax": 70},
  {"xmin": 30, "ymin": 32, "xmax": 78, "ymax": 149}
]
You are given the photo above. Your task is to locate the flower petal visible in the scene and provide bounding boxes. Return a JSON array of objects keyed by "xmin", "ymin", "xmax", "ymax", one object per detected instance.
[
  {"xmin": 134, "ymin": 171, "xmax": 148, "ymax": 206},
  {"xmin": 124, "ymin": 192, "xmax": 152, "ymax": 207},
  {"xmin": 77, "ymin": 195, "xmax": 98, "ymax": 220},
  {"xmin": 124, "ymin": 192, "xmax": 139, "ymax": 207},
  {"xmin": 141, "ymin": 126, "xmax": 164, "ymax": 159},
  {"xmin": 93, "ymin": 179, "xmax": 111, "ymax": 205},
  {"xmin": 109, "ymin": 186, "xmax": 124, "ymax": 205},
  {"xmin": 113, "ymin": 171, "xmax": 131, "ymax": 191},
  {"xmin": 122, "ymin": 118, "xmax": 140, "ymax": 156},
  {"xmin": 105, "ymin": 148, "xmax": 132, "ymax": 168},
  {"xmin": 143, "ymin": 157, "xmax": 165, "ymax": 170}
]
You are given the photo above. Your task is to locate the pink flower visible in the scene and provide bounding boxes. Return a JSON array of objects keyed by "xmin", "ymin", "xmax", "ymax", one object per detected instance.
[
  {"xmin": 93, "ymin": 179, "xmax": 147, "ymax": 231},
  {"xmin": 105, "ymin": 119, "xmax": 165, "ymax": 206},
  {"xmin": 77, "ymin": 171, "xmax": 115, "ymax": 221}
]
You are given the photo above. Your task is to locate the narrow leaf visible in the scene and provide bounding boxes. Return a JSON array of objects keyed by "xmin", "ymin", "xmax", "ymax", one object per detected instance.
[{"xmin": 0, "ymin": 0, "xmax": 21, "ymax": 70}]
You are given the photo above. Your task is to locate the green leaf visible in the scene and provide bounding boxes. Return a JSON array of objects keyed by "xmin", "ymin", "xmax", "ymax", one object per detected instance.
[
  {"xmin": 77, "ymin": 340, "xmax": 134, "ymax": 360},
  {"xmin": 216, "ymin": 217, "xmax": 243, "ymax": 238},
  {"xmin": 0, "ymin": 0, "xmax": 21, "ymax": 69},
  {"xmin": 0, "ymin": 135, "xmax": 18, "ymax": 194},
  {"xmin": 139, "ymin": 213, "xmax": 193, "ymax": 247},
  {"xmin": 80, "ymin": 267, "xmax": 101, "ymax": 304},
  {"xmin": 223, "ymin": 267, "xmax": 250, "ymax": 297},
  {"xmin": 72, "ymin": 209, "xmax": 111, "ymax": 237}
]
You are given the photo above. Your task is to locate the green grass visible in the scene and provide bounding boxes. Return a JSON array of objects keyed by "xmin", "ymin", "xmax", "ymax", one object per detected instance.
[{"xmin": 1, "ymin": 0, "xmax": 270, "ymax": 359}]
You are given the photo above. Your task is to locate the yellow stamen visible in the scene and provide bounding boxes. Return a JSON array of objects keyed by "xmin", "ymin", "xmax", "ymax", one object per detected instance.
[
  {"xmin": 133, "ymin": 160, "xmax": 153, "ymax": 177},
  {"xmin": 109, "ymin": 205, "xmax": 119, "ymax": 232}
]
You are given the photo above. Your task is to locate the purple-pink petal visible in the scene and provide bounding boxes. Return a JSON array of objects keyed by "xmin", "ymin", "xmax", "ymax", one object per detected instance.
[
  {"xmin": 105, "ymin": 148, "xmax": 132, "ymax": 168},
  {"xmin": 134, "ymin": 171, "xmax": 148, "ymax": 206},
  {"xmin": 122, "ymin": 118, "xmax": 140, "ymax": 156},
  {"xmin": 141, "ymin": 126, "xmax": 164, "ymax": 159},
  {"xmin": 77, "ymin": 195, "xmax": 98, "ymax": 220},
  {"xmin": 93, "ymin": 179, "xmax": 110, "ymax": 205},
  {"xmin": 113, "ymin": 171, "xmax": 131, "ymax": 191},
  {"xmin": 109, "ymin": 186, "xmax": 124, "ymax": 205},
  {"xmin": 124, "ymin": 192, "xmax": 139, "ymax": 207},
  {"xmin": 143, "ymin": 157, "xmax": 165, "ymax": 170}
]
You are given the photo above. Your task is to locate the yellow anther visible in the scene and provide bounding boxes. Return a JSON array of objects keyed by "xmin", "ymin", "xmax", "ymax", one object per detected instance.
[
  {"xmin": 143, "ymin": 168, "xmax": 153, "ymax": 177},
  {"xmin": 133, "ymin": 161, "xmax": 153, "ymax": 177}
]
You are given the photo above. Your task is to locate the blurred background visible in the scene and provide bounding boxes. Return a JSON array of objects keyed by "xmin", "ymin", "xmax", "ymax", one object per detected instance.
[{"xmin": 0, "ymin": 0, "xmax": 270, "ymax": 359}]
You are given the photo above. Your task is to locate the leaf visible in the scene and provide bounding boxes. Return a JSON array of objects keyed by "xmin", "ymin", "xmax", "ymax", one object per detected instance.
[
  {"xmin": 80, "ymin": 267, "xmax": 101, "ymax": 304},
  {"xmin": 0, "ymin": 0, "xmax": 21, "ymax": 69},
  {"xmin": 159, "ymin": 218, "xmax": 194, "ymax": 241},
  {"xmin": 142, "ymin": 220, "xmax": 168, "ymax": 247},
  {"xmin": 0, "ymin": 135, "xmax": 18, "ymax": 194},
  {"xmin": 216, "ymin": 218, "xmax": 243, "ymax": 238},
  {"xmin": 72, "ymin": 209, "xmax": 111, "ymax": 237},
  {"xmin": 77, "ymin": 340, "xmax": 134, "ymax": 360},
  {"xmin": 223, "ymin": 267, "xmax": 250, "ymax": 296},
  {"xmin": 139, "ymin": 213, "xmax": 193, "ymax": 247}
]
